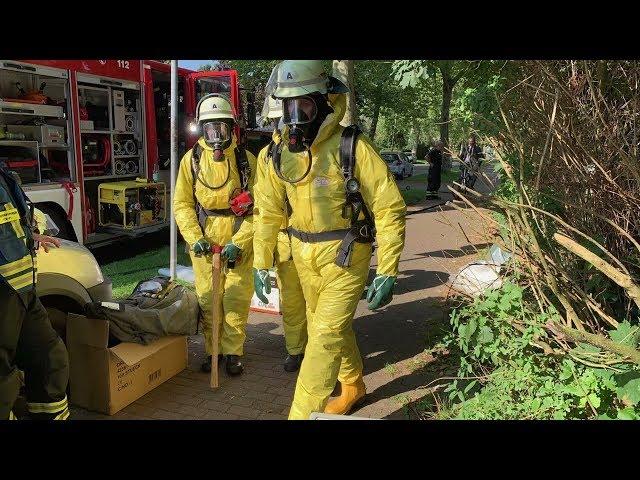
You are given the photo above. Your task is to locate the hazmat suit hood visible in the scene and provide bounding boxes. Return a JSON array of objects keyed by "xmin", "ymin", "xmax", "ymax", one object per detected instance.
[{"xmin": 261, "ymin": 63, "xmax": 281, "ymax": 121}]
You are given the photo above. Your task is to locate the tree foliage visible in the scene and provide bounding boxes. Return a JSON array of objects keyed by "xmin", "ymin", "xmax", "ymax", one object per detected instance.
[
  {"xmin": 391, "ymin": 60, "xmax": 515, "ymax": 151},
  {"xmin": 205, "ymin": 59, "xmax": 513, "ymax": 156}
]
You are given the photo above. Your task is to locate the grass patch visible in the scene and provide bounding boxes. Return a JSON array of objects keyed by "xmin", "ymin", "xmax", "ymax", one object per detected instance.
[
  {"xmin": 101, "ymin": 242, "xmax": 192, "ymax": 299},
  {"xmin": 384, "ymin": 362, "xmax": 398, "ymax": 376},
  {"xmin": 401, "ymin": 187, "xmax": 427, "ymax": 206},
  {"xmin": 406, "ymin": 173, "xmax": 428, "ymax": 183},
  {"xmin": 442, "ymin": 169, "xmax": 459, "ymax": 185},
  {"xmin": 392, "ymin": 394, "xmax": 412, "ymax": 406}
]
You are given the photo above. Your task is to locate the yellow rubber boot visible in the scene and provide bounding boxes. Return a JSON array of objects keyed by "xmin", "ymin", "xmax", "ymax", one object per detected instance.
[{"xmin": 324, "ymin": 376, "xmax": 366, "ymax": 415}]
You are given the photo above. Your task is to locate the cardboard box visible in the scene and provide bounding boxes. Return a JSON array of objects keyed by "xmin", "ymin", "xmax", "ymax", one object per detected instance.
[
  {"xmin": 249, "ymin": 270, "xmax": 281, "ymax": 315},
  {"xmin": 66, "ymin": 313, "xmax": 187, "ymax": 415}
]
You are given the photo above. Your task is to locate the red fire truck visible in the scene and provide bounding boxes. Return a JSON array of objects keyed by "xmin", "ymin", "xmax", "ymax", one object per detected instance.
[{"xmin": 0, "ymin": 59, "xmax": 262, "ymax": 248}]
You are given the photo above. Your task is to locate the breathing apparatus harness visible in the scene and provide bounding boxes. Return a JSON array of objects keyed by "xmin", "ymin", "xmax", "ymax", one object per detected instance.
[
  {"xmin": 188, "ymin": 92, "xmax": 253, "ymax": 239},
  {"xmin": 190, "ymin": 142, "xmax": 252, "ymax": 234},
  {"xmin": 282, "ymin": 125, "xmax": 376, "ymax": 268}
]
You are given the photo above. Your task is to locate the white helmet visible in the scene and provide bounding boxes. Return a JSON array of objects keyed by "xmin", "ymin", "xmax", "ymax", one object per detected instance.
[
  {"xmin": 196, "ymin": 94, "xmax": 235, "ymax": 123},
  {"xmin": 273, "ymin": 60, "xmax": 349, "ymax": 99}
]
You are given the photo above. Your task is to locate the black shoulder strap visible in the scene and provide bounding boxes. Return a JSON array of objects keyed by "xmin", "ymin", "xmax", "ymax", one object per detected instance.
[
  {"xmin": 234, "ymin": 146, "xmax": 251, "ymax": 191},
  {"xmin": 339, "ymin": 125, "xmax": 375, "ymax": 230},
  {"xmin": 266, "ymin": 140, "xmax": 276, "ymax": 162},
  {"xmin": 340, "ymin": 125, "xmax": 361, "ymax": 181},
  {"xmin": 190, "ymin": 142, "xmax": 203, "ymax": 183},
  {"xmin": 189, "ymin": 143, "xmax": 206, "ymax": 237}
]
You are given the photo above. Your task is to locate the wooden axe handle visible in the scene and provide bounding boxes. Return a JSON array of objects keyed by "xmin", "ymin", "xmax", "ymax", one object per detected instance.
[{"xmin": 210, "ymin": 245, "xmax": 223, "ymax": 389}]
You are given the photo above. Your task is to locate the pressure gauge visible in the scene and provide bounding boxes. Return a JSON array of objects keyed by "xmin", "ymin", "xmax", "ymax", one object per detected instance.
[{"xmin": 345, "ymin": 177, "xmax": 360, "ymax": 194}]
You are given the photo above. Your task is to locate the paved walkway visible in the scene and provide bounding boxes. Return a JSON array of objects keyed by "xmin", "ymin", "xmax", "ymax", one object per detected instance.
[{"xmin": 71, "ymin": 168, "xmax": 495, "ymax": 420}]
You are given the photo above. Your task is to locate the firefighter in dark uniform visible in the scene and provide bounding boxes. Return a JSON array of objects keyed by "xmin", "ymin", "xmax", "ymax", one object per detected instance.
[{"xmin": 0, "ymin": 164, "xmax": 70, "ymax": 420}]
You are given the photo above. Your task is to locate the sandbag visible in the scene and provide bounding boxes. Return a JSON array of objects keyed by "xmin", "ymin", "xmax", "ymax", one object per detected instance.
[{"xmin": 84, "ymin": 276, "xmax": 199, "ymax": 345}]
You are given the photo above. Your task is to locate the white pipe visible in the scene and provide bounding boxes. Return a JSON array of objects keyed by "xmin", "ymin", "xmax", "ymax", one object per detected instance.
[{"xmin": 169, "ymin": 60, "xmax": 178, "ymax": 280}]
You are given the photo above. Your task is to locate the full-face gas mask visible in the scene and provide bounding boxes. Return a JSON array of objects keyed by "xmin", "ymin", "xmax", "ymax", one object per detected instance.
[
  {"xmin": 201, "ymin": 120, "xmax": 233, "ymax": 161},
  {"xmin": 282, "ymin": 93, "xmax": 333, "ymax": 153}
]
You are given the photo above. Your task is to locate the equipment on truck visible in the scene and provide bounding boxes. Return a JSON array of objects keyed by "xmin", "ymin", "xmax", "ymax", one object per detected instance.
[
  {"xmin": 125, "ymin": 160, "xmax": 138, "ymax": 174},
  {"xmin": 9, "ymin": 82, "xmax": 50, "ymax": 104},
  {"xmin": 112, "ymin": 90, "xmax": 126, "ymax": 132},
  {"xmin": 0, "ymin": 128, "xmax": 25, "ymax": 140},
  {"xmin": 84, "ymin": 193, "xmax": 96, "ymax": 235},
  {"xmin": 0, "ymin": 143, "xmax": 39, "ymax": 183},
  {"xmin": 6, "ymin": 124, "xmax": 66, "ymax": 147},
  {"xmin": 125, "ymin": 114, "xmax": 136, "ymax": 132},
  {"xmin": 81, "ymin": 135, "xmax": 111, "ymax": 176},
  {"xmin": 123, "ymin": 139, "xmax": 137, "ymax": 155},
  {"xmin": 98, "ymin": 180, "xmax": 166, "ymax": 230}
]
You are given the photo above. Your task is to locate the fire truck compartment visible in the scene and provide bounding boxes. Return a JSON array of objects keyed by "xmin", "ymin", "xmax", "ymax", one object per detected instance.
[{"xmin": 0, "ymin": 60, "xmax": 75, "ymax": 185}]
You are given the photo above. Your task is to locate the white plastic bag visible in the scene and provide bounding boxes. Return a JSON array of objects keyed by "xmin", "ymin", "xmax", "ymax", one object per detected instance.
[{"xmin": 451, "ymin": 261, "xmax": 502, "ymax": 297}]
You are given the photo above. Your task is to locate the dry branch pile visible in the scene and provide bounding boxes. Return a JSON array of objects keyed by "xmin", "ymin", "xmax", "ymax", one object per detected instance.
[{"xmin": 471, "ymin": 61, "xmax": 640, "ymax": 364}]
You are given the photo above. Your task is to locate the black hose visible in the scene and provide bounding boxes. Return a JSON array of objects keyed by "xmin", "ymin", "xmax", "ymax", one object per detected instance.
[
  {"xmin": 273, "ymin": 144, "xmax": 312, "ymax": 185},
  {"xmin": 196, "ymin": 156, "xmax": 230, "ymax": 190}
]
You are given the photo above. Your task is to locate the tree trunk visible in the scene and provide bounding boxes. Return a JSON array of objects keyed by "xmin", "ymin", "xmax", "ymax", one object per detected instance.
[
  {"xmin": 333, "ymin": 60, "xmax": 357, "ymax": 126},
  {"xmin": 440, "ymin": 73, "xmax": 454, "ymax": 148},
  {"xmin": 369, "ymin": 97, "xmax": 381, "ymax": 139},
  {"xmin": 412, "ymin": 117, "xmax": 420, "ymax": 154}
]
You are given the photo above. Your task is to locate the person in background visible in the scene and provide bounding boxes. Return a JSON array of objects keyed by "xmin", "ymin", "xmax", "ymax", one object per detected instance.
[
  {"xmin": 426, "ymin": 140, "xmax": 444, "ymax": 199},
  {"xmin": 458, "ymin": 135, "xmax": 485, "ymax": 190}
]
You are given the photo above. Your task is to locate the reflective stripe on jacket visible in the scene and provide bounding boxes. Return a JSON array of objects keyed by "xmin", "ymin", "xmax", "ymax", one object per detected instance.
[{"xmin": 0, "ymin": 169, "xmax": 35, "ymax": 293}]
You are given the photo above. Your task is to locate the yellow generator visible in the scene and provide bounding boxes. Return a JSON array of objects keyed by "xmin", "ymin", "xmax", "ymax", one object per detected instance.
[{"xmin": 98, "ymin": 180, "xmax": 166, "ymax": 230}]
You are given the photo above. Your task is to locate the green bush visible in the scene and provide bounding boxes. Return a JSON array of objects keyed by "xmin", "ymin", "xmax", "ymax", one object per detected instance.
[{"xmin": 437, "ymin": 282, "xmax": 640, "ymax": 420}]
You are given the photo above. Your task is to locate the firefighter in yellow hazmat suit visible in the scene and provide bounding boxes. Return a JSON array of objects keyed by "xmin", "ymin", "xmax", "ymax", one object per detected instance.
[
  {"xmin": 255, "ymin": 95, "xmax": 307, "ymax": 372},
  {"xmin": 253, "ymin": 60, "xmax": 406, "ymax": 419},
  {"xmin": 173, "ymin": 94, "xmax": 257, "ymax": 377}
]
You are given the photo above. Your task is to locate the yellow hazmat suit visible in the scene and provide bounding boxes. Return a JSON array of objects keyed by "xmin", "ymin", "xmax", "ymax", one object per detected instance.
[
  {"xmin": 254, "ymin": 132, "xmax": 307, "ymax": 356},
  {"xmin": 254, "ymin": 94, "xmax": 406, "ymax": 419},
  {"xmin": 174, "ymin": 136, "xmax": 257, "ymax": 356}
]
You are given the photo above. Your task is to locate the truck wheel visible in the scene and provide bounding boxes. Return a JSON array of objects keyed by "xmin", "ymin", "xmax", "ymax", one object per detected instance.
[
  {"xmin": 41, "ymin": 296, "xmax": 84, "ymax": 344},
  {"xmin": 36, "ymin": 203, "xmax": 77, "ymax": 242}
]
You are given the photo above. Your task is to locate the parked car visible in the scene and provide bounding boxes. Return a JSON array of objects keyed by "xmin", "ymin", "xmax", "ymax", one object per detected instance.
[
  {"xmin": 36, "ymin": 214, "xmax": 112, "ymax": 340},
  {"xmin": 403, "ymin": 151, "xmax": 417, "ymax": 163},
  {"xmin": 380, "ymin": 151, "xmax": 414, "ymax": 180}
]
